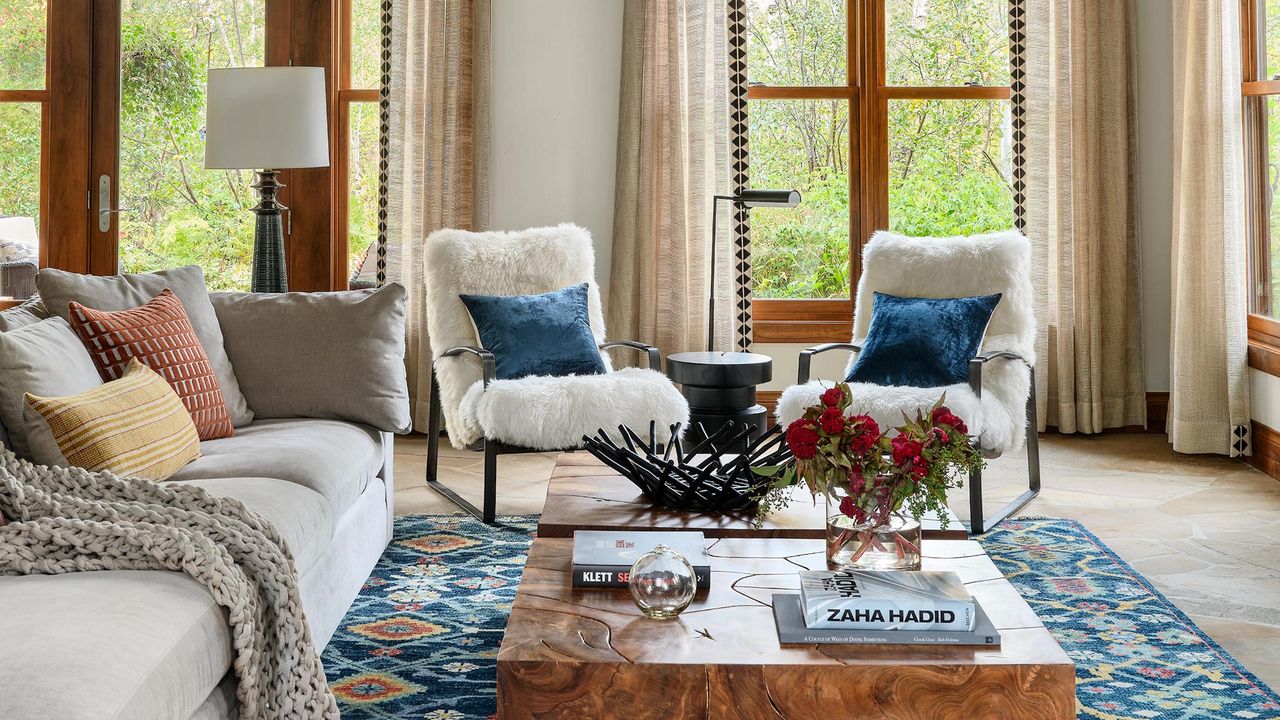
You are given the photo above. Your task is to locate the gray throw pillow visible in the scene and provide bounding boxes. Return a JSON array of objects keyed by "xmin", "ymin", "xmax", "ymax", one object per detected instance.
[
  {"xmin": 0, "ymin": 296, "xmax": 50, "ymax": 332},
  {"xmin": 36, "ymin": 265, "xmax": 253, "ymax": 427},
  {"xmin": 209, "ymin": 284, "xmax": 410, "ymax": 433},
  {"xmin": 0, "ymin": 317, "xmax": 103, "ymax": 462}
]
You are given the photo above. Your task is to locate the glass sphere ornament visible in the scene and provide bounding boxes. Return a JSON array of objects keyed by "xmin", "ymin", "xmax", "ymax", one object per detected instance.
[{"xmin": 628, "ymin": 544, "xmax": 698, "ymax": 620}]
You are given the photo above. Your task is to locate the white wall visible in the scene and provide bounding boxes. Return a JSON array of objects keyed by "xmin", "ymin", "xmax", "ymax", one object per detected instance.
[
  {"xmin": 1136, "ymin": 0, "xmax": 1174, "ymax": 392},
  {"xmin": 488, "ymin": 0, "xmax": 625, "ymax": 294}
]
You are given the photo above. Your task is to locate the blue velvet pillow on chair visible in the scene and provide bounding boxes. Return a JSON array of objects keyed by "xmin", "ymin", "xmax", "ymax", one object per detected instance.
[
  {"xmin": 459, "ymin": 282, "xmax": 607, "ymax": 381},
  {"xmin": 846, "ymin": 292, "xmax": 1002, "ymax": 388}
]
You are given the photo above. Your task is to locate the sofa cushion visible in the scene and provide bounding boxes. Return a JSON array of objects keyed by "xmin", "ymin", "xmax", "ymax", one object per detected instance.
[
  {"xmin": 68, "ymin": 289, "xmax": 234, "ymax": 440},
  {"xmin": 26, "ymin": 359, "xmax": 202, "ymax": 481},
  {"xmin": 0, "ymin": 571, "xmax": 232, "ymax": 720},
  {"xmin": 208, "ymin": 285, "xmax": 410, "ymax": 433},
  {"xmin": 167, "ymin": 418, "xmax": 384, "ymax": 517},
  {"xmin": 173, "ymin": 476, "xmax": 336, "ymax": 576},
  {"xmin": 36, "ymin": 265, "xmax": 254, "ymax": 428},
  {"xmin": 0, "ymin": 317, "xmax": 103, "ymax": 461},
  {"xmin": 460, "ymin": 282, "xmax": 607, "ymax": 380},
  {"xmin": 0, "ymin": 296, "xmax": 48, "ymax": 332}
]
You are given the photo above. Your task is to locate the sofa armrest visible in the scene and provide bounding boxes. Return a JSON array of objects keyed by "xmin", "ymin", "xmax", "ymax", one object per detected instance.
[
  {"xmin": 798, "ymin": 342, "xmax": 862, "ymax": 385},
  {"xmin": 437, "ymin": 345, "xmax": 496, "ymax": 388},
  {"xmin": 599, "ymin": 340, "xmax": 661, "ymax": 371}
]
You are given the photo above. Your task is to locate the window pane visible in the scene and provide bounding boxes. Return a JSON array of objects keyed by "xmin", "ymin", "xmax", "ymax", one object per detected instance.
[
  {"xmin": 748, "ymin": 98, "xmax": 850, "ymax": 299},
  {"xmin": 0, "ymin": 103, "xmax": 41, "ymax": 300},
  {"xmin": 888, "ymin": 99, "xmax": 1014, "ymax": 236},
  {"xmin": 347, "ymin": 102, "xmax": 380, "ymax": 289},
  {"xmin": 0, "ymin": 0, "xmax": 46, "ymax": 90},
  {"xmin": 747, "ymin": 0, "xmax": 846, "ymax": 87},
  {"xmin": 885, "ymin": 0, "xmax": 1009, "ymax": 87},
  {"xmin": 351, "ymin": 0, "xmax": 382, "ymax": 90},
  {"xmin": 1257, "ymin": 96, "xmax": 1280, "ymax": 319},
  {"xmin": 1265, "ymin": 0, "xmax": 1280, "ymax": 81},
  {"xmin": 118, "ymin": 0, "xmax": 265, "ymax": 290}
]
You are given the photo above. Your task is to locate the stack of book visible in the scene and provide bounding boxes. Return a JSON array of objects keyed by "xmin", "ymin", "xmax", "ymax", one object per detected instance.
[
  {"xmin": 570, "ymin": 530, "xmax": 711, "ymax": 588},
  {"xmin": 772, "ymin": 569, "xmax": 1001, "ymax": 646}
]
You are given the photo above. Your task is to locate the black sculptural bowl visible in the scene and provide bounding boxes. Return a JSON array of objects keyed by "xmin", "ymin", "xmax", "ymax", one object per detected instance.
[{"xmin": 581, "ymin": 421, "xmax": 793, "ymax": 513}]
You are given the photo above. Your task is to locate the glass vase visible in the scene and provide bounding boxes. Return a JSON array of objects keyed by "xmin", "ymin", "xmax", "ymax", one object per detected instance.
[
  {"xmin": 825, "ymin": 490, "xmax": 923, "ymax": 571},
  {"xmin": 628, "ymin": 544, "xmax": 698, "ymax": 619}
]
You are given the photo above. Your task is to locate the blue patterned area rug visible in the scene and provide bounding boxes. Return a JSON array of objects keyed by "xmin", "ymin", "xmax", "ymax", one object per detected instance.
[{"xmin": 321, "ymin": 515, "xmax": 1280, "ymax": 720}]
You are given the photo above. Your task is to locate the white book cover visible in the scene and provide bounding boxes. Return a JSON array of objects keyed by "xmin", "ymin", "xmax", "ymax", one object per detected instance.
[{"xmin": 799, "ymin": 570, "xmax": 975, "ymax": 631}]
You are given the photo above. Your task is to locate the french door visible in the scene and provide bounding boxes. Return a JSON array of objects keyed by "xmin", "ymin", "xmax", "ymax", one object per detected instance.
[{"xmin": 0, "ymin": 0, "xmax": 345, "ymax": 296}]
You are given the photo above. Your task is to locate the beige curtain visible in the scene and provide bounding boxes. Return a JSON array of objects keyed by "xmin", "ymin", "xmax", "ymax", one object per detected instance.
[
  {"xmin": 609, "ymin": 0, "xmax": 734, "ymax": 356},
  {"xmin": 387, "ymin": 0, "xmax": 491, "ymax": 430},
  {"xmin": 1023, "ymin": 0, "xmax": 1146, "ymax": 433},
  {"xmin": 1169, "ymin": 0, "xmax": 1251, "ymax": 454}
]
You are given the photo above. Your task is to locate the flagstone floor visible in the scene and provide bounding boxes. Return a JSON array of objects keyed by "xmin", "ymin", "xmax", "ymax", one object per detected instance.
[{"xmin": 392, "ymin": 432, "xmax": 1280, "ymax": 690}]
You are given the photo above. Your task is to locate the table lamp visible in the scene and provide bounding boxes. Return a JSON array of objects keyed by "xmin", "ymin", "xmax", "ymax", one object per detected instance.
[
  {"xmin": 205, "ymin": 67, "xmax": 330, "ymax": 293},
  {"xmin": 707, "ymin": 189, "xmax": 801, "ymax": 351}
]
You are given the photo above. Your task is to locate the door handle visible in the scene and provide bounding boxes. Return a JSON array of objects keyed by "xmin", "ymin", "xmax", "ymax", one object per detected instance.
[{"xmin": 97, "ymin": 175, "xmax": 134, "ymax": 232}]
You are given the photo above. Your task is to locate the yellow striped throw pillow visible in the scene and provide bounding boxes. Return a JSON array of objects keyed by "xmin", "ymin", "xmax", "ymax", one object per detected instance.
[{"xmin": 25, "ymin": 358, "xmax": 201, "ymax": 481}]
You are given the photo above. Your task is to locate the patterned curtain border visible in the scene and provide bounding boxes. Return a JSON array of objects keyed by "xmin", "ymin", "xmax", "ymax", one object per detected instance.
[
  {"xmin": 375, "ymin": 0, "xmax": 392, "ymax": 287},
  {"xmin": 1009, "ymin": 0, "xmax": 1026, "ymax": 233},
  {"xmin": 728, "ymin": 0, "xmax": 752, "ymax": 352}
]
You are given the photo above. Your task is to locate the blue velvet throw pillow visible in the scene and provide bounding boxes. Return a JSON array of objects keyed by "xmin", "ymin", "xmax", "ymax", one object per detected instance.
[
  {"xmin": 846, "ymin": 292, "xmax": 1002, "ymax": 388},
  {"xmin": 459, "ymin": 283, "xmax": 606, "ymax": 381}
]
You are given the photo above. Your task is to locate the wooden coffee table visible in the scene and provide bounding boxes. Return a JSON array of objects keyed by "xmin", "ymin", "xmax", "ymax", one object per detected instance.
[
  {"xmin": 497, "ymin": 536, "xmax": 1074, "ymax": 719},
  {"xmin": 538, "ymin": 452, "xmax": 968, "ymax": 539}
]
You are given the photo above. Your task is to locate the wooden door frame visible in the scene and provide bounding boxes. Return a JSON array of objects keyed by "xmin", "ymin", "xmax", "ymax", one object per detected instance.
[
  {"xmin": 83, "ymin": 0, "xmax": 340, "ymax": 290},
  {"xmin": 42, "ymin": 0, "xmax": 94, "ymax": 273}
]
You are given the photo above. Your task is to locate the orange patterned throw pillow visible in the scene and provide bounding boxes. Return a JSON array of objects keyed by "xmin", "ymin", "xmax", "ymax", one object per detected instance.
[{"xmin": 67, "ymin": 288, "xmax": 234, "ymax": 440}]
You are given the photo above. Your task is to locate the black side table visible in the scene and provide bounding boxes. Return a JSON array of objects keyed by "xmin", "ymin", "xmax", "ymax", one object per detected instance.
[{"xmin": 666, "ymin": 351, "xmax": 773, "ymax": 447}]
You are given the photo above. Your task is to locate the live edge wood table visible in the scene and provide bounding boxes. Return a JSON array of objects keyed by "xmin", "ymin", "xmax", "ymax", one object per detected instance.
[
  {"xmin": 496, "ymin": 536, "xmax": 1076, "ymax": 720},
  {"xmin": 537, "ymin": 453, "xmax": 969, "ymax": 540}
]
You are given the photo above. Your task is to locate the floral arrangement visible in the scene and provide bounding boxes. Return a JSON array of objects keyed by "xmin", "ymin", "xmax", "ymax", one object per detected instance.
[{"xmin": 754, "ymin": 383, "xmax": 984, "ymax": 535}]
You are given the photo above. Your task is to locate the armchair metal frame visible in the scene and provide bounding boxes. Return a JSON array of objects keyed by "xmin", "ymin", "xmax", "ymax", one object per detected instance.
[
  {"xmin": 797, "ymin": 344, "xmax": 1040, "ymax": 535},
  {"xmin": 425, "ymin": 341, "xmax": 663, "ymax": 525}
]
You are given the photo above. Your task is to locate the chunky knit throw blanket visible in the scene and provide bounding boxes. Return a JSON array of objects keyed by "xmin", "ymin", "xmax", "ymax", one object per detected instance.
[{"xmin": 0, "ymin": 451, "xmax": 339, "ymax": 719}]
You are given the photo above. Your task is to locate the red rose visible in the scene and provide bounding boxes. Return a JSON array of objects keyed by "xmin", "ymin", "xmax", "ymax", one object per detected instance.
[
  {"xmin": 845, "ymin": 415, "xmax": 881, "ymax": 456},
  {"xmin": 786, "ymin": 419, "xmax": 820, "ymax": 459},
  {"xmin": 931, "ymin": 406, "xmax": 969, "ymax": 435},
  {"xmin": 819, "ymin": 407, "xmax": 845, "ymax": 435},
  {"xmin": 820, "ymin": 386, "xmax": 844, "ymax": 408},
  {"xmin": 839, "ymin": 495, "xmax": 857, "ymax": 518},
  {"xmin": 891, "ymin": 435, "xmax": 924, "ymax": 466}
]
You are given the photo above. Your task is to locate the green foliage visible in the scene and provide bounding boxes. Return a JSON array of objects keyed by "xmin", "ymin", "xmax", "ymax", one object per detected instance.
[
  {"xmin": 747, "ymin": 0, "xmax": 1014, "ymax": 299},
  {"xmin": 0, "ymin": 0, "xmax": 381, "ymax": 290}
]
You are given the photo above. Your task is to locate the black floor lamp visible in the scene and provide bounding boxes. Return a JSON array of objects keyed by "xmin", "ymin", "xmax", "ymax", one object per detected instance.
[
  {"xmin": 706, "ymin": 189, "xmax": 801, "ymax": 351},
  {"xmin": 665, "ymin": 188, "xmax": 802, "ymax": 448},
  {"xmin": 204, "ymin": 67, "xmax": 330, "ymax": 293}
]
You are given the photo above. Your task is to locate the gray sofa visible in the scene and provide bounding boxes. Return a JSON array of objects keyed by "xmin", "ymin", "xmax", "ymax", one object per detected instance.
[{"xmin": 0, "ymin": 268, "xmax": 410, "ymax": 719}]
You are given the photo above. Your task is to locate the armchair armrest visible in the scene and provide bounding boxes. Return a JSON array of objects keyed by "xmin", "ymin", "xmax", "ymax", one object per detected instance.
[
  {"xmin": 798, "ymin": 342, "xmax": 862, "ymax": 385},
  {"xmin": 599, "ymin": 340, "xmax": 662, "ymax": 371},
  {"xmin": 966, "ymin": 351, "xmax": 1031, "ymax": 398},
  {"xmin": 437, "ymin": 345, "xmax": 497, "ymax": 388}
]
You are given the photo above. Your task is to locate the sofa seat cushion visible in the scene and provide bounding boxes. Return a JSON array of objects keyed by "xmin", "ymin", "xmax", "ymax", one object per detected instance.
[
  {"xmin": 455, "ymin": 367, "xmax": 689, "ymax": 450},
  {"xmin": 0, "ymin": 570, "xmax": 232, "ymax": 720},
  {"xmin": 167, "ymin": 418, "xmax": 384, "ymax": 517},
  {"xmin": 173, "ymin": 476, "xmax": 336, "ymax": 576}
]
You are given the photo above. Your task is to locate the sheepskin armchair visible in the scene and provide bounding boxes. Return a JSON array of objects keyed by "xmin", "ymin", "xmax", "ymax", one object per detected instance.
[
  {"xmin": 777, "ymin": 230, "xmax": 1039, "ymax": 534},
  {"xmin": 422, "ymin": 223, "xmax": 688, "ymax": 523}
]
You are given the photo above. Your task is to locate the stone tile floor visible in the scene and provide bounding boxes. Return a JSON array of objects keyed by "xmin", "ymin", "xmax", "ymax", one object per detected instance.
[{"xmin": 393, "ymin": 432, "xmax": 1280, "ymax": 688}]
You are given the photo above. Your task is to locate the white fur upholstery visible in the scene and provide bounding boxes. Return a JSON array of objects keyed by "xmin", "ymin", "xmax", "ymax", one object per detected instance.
[
  {"xmin": 424, "ymin": 224, "xmax": 688, "ymax": 449},
  {"xmin": 778, "ymin": 230, "xmax": 1035, "ymax": 455},
  {"xmin": 459, "ymin": 368, "xmax": 689, "ymax": 451}
]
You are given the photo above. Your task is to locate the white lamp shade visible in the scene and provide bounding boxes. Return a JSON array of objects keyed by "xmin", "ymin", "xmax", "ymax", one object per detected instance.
[{"xmin": 205, "ymin": 67, "xmax": 330, "ymax": 169}]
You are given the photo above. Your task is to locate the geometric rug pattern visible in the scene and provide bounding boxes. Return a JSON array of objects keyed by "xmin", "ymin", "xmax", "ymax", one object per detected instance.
[
  {"xmin": 983, "ymin": 518, "xmax": 1280, "ymax": 720},
  {"xmin": 322, "ymin": 515, "xmax": 1280, "ymax": 720}
]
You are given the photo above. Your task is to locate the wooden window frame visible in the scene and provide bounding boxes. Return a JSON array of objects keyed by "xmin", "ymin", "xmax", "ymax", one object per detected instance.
[
  {"xmin": 749, "ymin": 0, "xmax": 1011, "ymax": 343},
  {"xmin": 1242, "ymin": 0, "xmax": 1280, "ymax": 376},
  {"xmin": 333, "ymin": 0, "xmax": 378, "ymax": 290}
]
